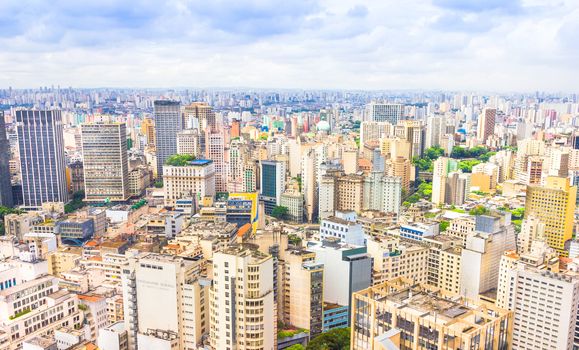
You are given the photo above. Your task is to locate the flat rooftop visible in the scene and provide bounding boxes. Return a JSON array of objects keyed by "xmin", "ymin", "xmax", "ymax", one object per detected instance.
[{"xmin": 189, "ymin": 159, "xmax": 212, "ymax": 166}]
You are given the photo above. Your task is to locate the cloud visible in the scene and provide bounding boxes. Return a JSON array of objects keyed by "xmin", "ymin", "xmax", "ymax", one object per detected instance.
[
  {"xmin": 347, "ymin": 5, "xmax": 369, "ymax": 18},
  {"xmin": 432, "ymin": 0, "xmax": 521, "ymax": 13},
  {"xmin": 0, "ymin": 0, "xmax": 577, "ymax": 91}
]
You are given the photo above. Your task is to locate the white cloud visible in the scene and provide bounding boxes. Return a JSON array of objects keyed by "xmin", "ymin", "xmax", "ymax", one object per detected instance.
[{"xmin": 0, "ymin": 0, "xmax": 577, "ymax": 91}]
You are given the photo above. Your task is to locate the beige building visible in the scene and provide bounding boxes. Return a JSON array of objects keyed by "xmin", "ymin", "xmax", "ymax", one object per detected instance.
[
  {"xmin": 366, "ymin": 237, "xmax": 429, "ymax": 285},
  {"xmin": 47, "ymin": 248, "xmax": 81, "ymax": 277},
  {"xmin": 351, "ymin": 278, "xmax": 513, "ymax": 350},
  {"xmin": 210, "ymin": 245, "xmax": 276, "ymax": 350},
  {"xmin": 176, "ymin": 129, "xmax": 202, "ymax": 157},
  {"xmin": 385, "ymin": 156, "xmax": 411, "ymax": 192},
  {"xmin": 163, "ymin": 159, "xmax": 216, "ymax": 207},
  {"xmin": 281, "ymin": 249, "xmax": 324, "ymax": 337},
  {"xmin": 336, "ymin": 174, "xmax": 365, "ymax": 213}
]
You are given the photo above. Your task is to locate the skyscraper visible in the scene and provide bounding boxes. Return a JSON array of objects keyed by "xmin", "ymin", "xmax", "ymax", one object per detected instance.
[
  {"xmin": 0, "ymin": 111, "xmax": 13, "ymax": 207},
  {"xmin": 366, "ymin": 102, "xmax": 404, "ymax": 124},
  {"xmin": 477, "ymin": 108, "xmax": 496, "ymax": 143},
  {"xmin": 210, "ymin": 246, "xmax": 276, "ymax": 350},
  {"xmin": 525, "ymin": 176, "xmax": 576, "ymax": 255},
  {"xmin": 16, "ymin": 110, "xmax": 68, "ymax": 207},
  {"xmin": 81, "ymin": 122, "xmax": 130, "ymax": 202},
  {"xmin": 260, "ymin": 160, "xmax": 286, "ymax": 214},
  {"xmin": 154, "ymin": 100, "xmax": 182, "ymax": 178},
  {"xmin": 205, "ymin": 129, "xmax": 227, "ymax": 192}
]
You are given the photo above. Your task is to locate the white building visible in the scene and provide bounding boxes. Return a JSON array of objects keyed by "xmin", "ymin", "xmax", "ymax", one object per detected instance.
[
  {"xmin": 366, "ymin": 103, "xmax": 404, "ymax": 125},
  {"xmin": 306, "ymin": 239, "xmax": 371, "ymax": 325},
  {"xmin": 121, "ymin": 253, "xmax": 209, "ymax": 350},
  {"xmin": 460, "ymin": 213, "xmax": 516, "ymax": 300},
  {"xmin": 363, "ymin": 172, "xmax": 401, "ymax": 215},
  {"xmin": 97, "ymin": 322, "xmax": 128, "ymax": 350},
  {"xmin": 320, "ymin": 211, "xmax": 365, "ymax": 246},
  {"xmin": 163, "ymin": 159, "xmax": 216, "ymax": 206}
]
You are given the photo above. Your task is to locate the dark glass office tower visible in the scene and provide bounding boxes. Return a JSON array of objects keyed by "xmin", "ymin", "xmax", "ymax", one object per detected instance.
[
  {"xmin": 16, "ymin": 110, "xmax": 68, "ymax": 207},
  {"xmin": 0, "ymin": 111, "xmax": 13, "ymax": 207}
]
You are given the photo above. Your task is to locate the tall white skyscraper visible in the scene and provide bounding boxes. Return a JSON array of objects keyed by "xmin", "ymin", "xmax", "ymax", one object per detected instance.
[
  {"xmin": 366, "ymin": 103, "xmax": 404, "ymax": 124},
  {"xmin": 16, "ymin": 109, "xmax": 68, "ymax": 207},
  {"xmin": 154, "ymin": 100, "xmax": 182, "ymax": 178}
]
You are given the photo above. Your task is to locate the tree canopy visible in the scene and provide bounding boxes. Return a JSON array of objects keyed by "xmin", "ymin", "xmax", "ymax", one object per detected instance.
[
  {"xmin": 306, "ymin": 328, "xmax": 350, "ymax": 350},
  {"xmin": 271, "ymin": 206, "xmax": 289, "ymax": 220},
  {"xmin": 165, "ymin": 154, "xmax": 196, "ymax": 166}
]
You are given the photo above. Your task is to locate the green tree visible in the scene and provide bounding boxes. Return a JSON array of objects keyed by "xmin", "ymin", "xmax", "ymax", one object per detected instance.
[
  {"xmin": 154, "ymin": 181, "xmax": 164, "ymax": 188},
  {"xmin": 306, "ymin": 328, "xmax": 350, "ymax": 350},
  {"xmin": 271, "ymin": 206, "xmax": 289, "ymax": 220},
  {"xmin": 439, "ymin": 220, "xmax": 450, "ymax": 232},
  {"xmin": 287, "ymin": 345, "xmax": 305, "ymax": 350},
  {"xmin": 469, "ymin": 205, "xmax": 490, "ymax": 216},
  {"xmin": 424, "ymin": 146, "xmax": 445, "ymax": 160},
  {"xmin": 458, "ymin": 159, "xmax": 481, "ymax": 173},
  {"xmin": 64, "ymin": 191, "xmax": 86, "ymax": 213},
  {"xmin": 165, "ymin": 154, "xmax": 196, "ymax": 166},
  {"xmin": 288, "ymin": 233, "xmax": 302, "ymax": 246},
  {"xmin": 510, "ymin": 207, "xmax": 525, "ymax": 219}
]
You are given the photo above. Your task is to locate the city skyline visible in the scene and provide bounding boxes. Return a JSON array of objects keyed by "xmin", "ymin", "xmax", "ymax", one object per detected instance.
[{"xmin": 0, "ymin": 0, "xmax": 578, "ymax": 91}]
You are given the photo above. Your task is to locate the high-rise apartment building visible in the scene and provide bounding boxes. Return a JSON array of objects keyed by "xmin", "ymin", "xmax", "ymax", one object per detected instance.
[
  {"xmin": 210, "ymin": 246, "xmax": 276, "ymax": 350},
  {"xmin": 307, "ymin": 239, "xmax": 371, "ymax": 327},
  {"xmin": 121, "ymin": 253, "xmax": 208, "ymax": 350},
  {"xmin": 385, "ymin": 156, "xmax": 411, "ymax": 192},
  {"xmin": 366, "ymin": 103, "xmax": 404, "ymax": 125},
  {"xmin": 81, "ymin": 123, "xmax": 130, "ymax": 202},
  {"xmin": 281, "ymin": 249, "xmax": 324, "ymax": 337},
  {"xmin": 205, "ymin": 129, "xmax": 227, "ymax": 193},
  {"xmin": 183, "ymin": 102, "xmax": 216, "ymax": 130},
  {"xmin": 336, "ymin": 174, "xmax": 365, "ymax": 213},
  {"xmin": 154, "ymin": 100, "xmax": 182, "ymax": 178},
  {"xmin": 351, "ymin": 278, "xmax": 513, "ymax": 350},
  {"xmin": 497, "ymin": 249, "xmax": 579, "ymax": 350},
  {"xmin": 360, "ymin": 121, "xmax": 392, "ymax": 147},
  {"xmin": 0, "ymin": 111, "xmax": 13, "ymax": 207},
  {"xmin": 477, "ymin": 108, "xmax": 496, "ymax": 143},
  {"xmin": 460, "ymin": 213, "xmax": 516, "ymax": 299},
  {"xmin": 432, "ymin": 157, "xmax": 458, "ymax": 205},
  {"xmin": 176, "ymin": 129, "xmax": 202, "ymax": 157},
  {"xmin": 425, "ymin": 115, "xmax": 446, "ymax": 149},
  {"xmin": 16, "ymin": 110, "xmax": 68, "ymax": 207},
  {"xmin": 363, "ymin": 172, "xmax": 401, "ymax": 215},
  {"xmin": 525, "ymin": 176, "xmax": 576, "ymax": 255}
]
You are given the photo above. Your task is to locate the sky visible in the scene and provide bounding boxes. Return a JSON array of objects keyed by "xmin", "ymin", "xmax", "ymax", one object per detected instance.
[{"xmin": 0, "ymin": 0, "xmax": 578, "ymax": 92}]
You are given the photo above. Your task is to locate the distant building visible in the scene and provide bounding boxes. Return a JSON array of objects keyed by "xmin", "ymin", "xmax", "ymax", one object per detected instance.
[
  {"xmin": 366, "ymin": 103, "xmax": 404, "ymax": 124},
  {"xmin": 154, "ymin": 100, "xmax": 182, "ymax": 178}
]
